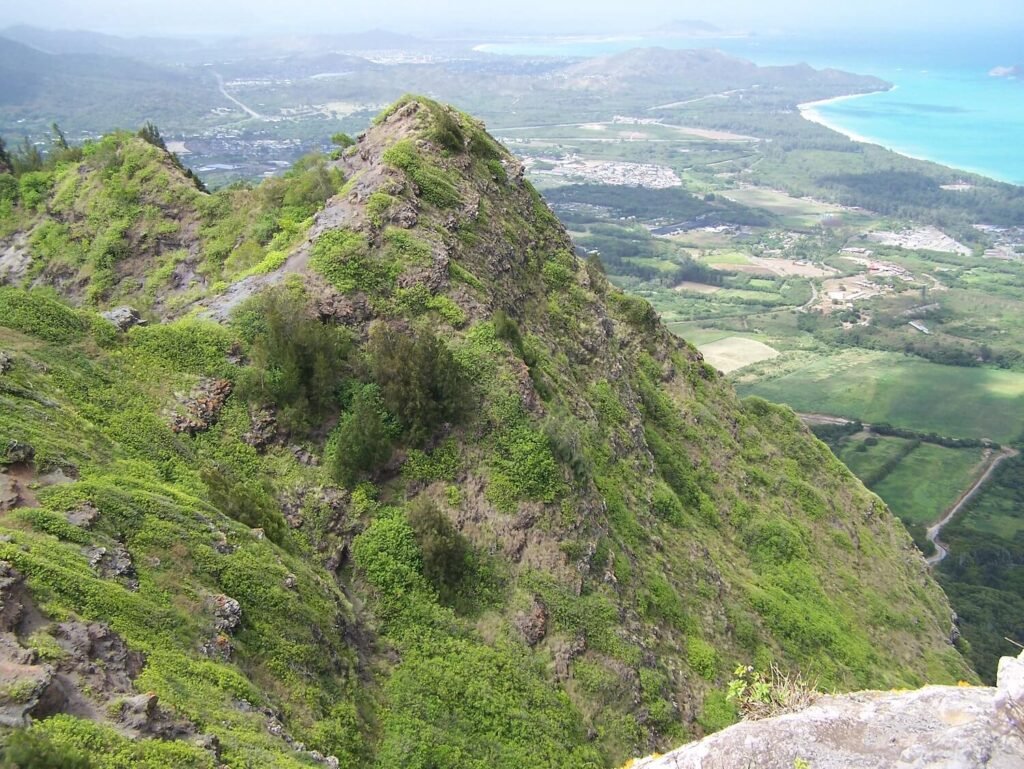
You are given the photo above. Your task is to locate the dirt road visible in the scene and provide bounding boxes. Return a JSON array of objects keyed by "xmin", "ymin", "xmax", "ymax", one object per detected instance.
[
  {"xmin": 795, "ymin": 413, "xmax": 1015, "ymax": 566},
  {"xmin": 925, "ymin": 446, "xmax": 1018, "ymax": 566}
]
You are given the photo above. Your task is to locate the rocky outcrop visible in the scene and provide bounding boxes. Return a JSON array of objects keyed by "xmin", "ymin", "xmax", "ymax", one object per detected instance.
[
  {"xmin": 630, "ymin": 652, "xmax": 1024, "ymax": 769},
  {"xmin": 169, "ymin": 378, "xmax": 233, "ymax": 434},
  {"xmin": 100, "ymin": 306, "xmax": 146, "ymax": 331}
]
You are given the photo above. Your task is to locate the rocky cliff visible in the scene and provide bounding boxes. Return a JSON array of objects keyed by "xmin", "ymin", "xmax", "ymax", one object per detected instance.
[{"xmin": 629, "ymin": 650, "xmax": 1024, "ymax": 769}]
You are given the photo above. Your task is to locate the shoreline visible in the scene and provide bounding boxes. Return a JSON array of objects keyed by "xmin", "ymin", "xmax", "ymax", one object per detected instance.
[{"xmin": 798, "ymin": 88, "xmax": 1020, "ymax": 186}]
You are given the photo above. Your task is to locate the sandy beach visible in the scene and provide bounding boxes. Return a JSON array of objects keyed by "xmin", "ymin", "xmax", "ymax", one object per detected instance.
[
  {"xmin": 797, "ymin": 86, "xmax": 1013, "ymax": 182},
  {"xmin": 797, "ymin": 90, "xmax": 891, "ymax": 145}
]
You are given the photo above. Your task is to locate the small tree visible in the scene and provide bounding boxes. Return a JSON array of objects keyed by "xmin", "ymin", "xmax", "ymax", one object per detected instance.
[
  {"xmin": 365, "ymin": 323, "xmax": 467, "ymax": 444},
  {"xmin": 331, "ymin": 384, "xmax": 393, "ymax": 487},
  {"xmin": 138, "ymin": 121, "xmax": 167, "ymax": 151},
  {"xmin": 0, "ymin": 137, "xmax": 13, "ymax": 175},
  {"xmin": 407, "ymin": 495, "xmax": 468, "ymax": 600},
  {"xmin": 201, "ymin": 464, "xmax": 289, "ymax": 546},
  {"xmin": 234, "ymin": 288, "xmax": 351, "ymax": 429},
  {"xmin": 0, "ymin": 728, "xmax": 92, "ymax": 769},
  {"xmin": 10, "ymin": 137, "xmax": 43, "ymax": 175},
  {"xmin": 50, "ymin": 123, "xmax": 68, "ymax": 151},
  {"xmin": 331, "ymin": 132, "xmax": 355, "ymax": 149}
]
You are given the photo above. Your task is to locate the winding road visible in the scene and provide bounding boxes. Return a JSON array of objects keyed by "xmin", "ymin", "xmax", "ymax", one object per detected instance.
[
  {"xmin": 796, "ymin": 413, "xmax": 1016, "ymax": 566},
  {"xmin": 925, "ymin": 446, "xmax": 1018, "ymax": 566}
]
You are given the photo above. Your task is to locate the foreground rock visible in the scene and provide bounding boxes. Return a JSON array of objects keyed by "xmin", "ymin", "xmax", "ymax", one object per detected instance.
[{"xmin": 631, "ymin": 652, "xmax": 1024, "ymax": 769}]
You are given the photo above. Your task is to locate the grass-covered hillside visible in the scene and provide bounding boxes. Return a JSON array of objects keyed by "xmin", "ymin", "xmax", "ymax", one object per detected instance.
[{"xmin": 0, "ymin": 97, "xmax": 973, "ymax": 767}]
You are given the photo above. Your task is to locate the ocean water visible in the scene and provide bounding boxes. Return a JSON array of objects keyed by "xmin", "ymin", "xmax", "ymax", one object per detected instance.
[{"xmin": 477, "ymin": 30, "xmax": 1024, "ymax": 185}]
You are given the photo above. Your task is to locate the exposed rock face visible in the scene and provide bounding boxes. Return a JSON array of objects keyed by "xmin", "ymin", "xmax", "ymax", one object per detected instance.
[
  {"xmin": 631, "ymin": 652, "xmax": 1024, "ymax": 769},
  {"xmin": 3, "ymin": 441, "xmax": 34, "ymax": 465},
  {"xmin": 211, "ymin": 595, "xmax": 242, "ymax": 634},
  {"xmin": 100, "ymin": 306, "xmax": 146, "ymax": 331},
  {"xmin": 514, "ymin": 595, "xmax": 548, "ymax": 646},
  {"xmin": 169, "ymin": 378, "xmax": 233, "ymax": 434}
]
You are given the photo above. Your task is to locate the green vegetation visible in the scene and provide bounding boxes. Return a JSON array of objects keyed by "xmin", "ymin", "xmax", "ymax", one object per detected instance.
[
  {"xmin": 737, "ymin": 350, "xmax": 1024, "ymax": 444},
  {"xmin": 939, "ymin": 456, "xmax": 1024, "ymax": 683},
  {"xmin": 382, "ymin": 139, "xmax": 461, "ymax": 209},
  {"xmin": 872, "ymin": 444, "xmax": 984, "ymax": 526},
  {"xmin": 365, "ymin": 324, "xmax": 468, "ymax": 444},
  {"xmin": 234, "ymin": 288, "xmax": 352, "ymax": 428},
  {"xmin": 0, "ymin": 99, "xmax": 976, "ymax": 767}
]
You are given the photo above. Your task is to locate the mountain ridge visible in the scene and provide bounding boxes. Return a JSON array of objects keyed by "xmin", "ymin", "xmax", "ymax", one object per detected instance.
[{"xmin": 0, "ymin": 96, "xmax": 973, "ymax": 766}]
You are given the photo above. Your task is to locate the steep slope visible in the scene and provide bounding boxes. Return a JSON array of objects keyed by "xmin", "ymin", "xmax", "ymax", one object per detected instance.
[{"xmin": 0, "ymin": 97, "xmax": 972, "ymax": 767}]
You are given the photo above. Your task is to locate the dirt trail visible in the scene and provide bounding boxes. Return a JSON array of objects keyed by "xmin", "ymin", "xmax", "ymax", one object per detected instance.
[{"xmin": 926, "ymin": 446, "xmax": 1018, "ymax": 566}]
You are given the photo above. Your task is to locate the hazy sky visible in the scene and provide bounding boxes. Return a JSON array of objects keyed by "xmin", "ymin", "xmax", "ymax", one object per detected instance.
[{"xmin": 4, "ymin": 0, "xmax": 1021, "ymax": 37}]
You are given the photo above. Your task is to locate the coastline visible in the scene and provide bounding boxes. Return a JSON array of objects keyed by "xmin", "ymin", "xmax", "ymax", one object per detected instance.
[
  {"xmin": 797, "ymin": 89, "xmax": 892, "ymax": 145},
  {"xmin": 798, "ymin": 88, "xmax": 1019, "ymax": 185}
]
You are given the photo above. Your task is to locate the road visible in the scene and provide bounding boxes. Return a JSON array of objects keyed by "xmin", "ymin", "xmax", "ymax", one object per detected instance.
[
  {"xmin": 214, "ymin": 73, "xmax": 263, "ymax": 120},
  {"xmin": 925, "ymin": 446, "xmax": 1018, "ymax": 566},
  {"xmin": 798, "ymin": 280, "xmax": 819, "ymax": 313},
  {"xmin": 795, "ymin": 412, "xmax": 1015, "ymax": 566}
]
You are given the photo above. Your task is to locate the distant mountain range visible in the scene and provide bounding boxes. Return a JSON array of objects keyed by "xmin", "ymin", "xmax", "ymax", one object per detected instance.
[{"xmin": 0, "ymin": 24, "xmax": 439, "ymax": 64}]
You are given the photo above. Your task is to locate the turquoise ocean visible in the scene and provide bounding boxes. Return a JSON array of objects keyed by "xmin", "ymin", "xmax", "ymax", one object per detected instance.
[{"xmin": 477, "ymin": 30, "xmax": 1024, "ymax": 186}]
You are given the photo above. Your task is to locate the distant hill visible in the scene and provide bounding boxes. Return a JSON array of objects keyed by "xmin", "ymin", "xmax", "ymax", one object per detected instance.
[
  {"xmin": 0, "ymin": 37, "xmax": 225, "ymax": 134},
  {"xmin": 650, "ymin": 19, "xmax": 725, "ymax": 37},
  {"xmin": 559, "ymin": 47, "xmax": 888, "ymax": 103},
  {"xmin": 0, "ymin": 24, "xmax": 205, "ymax": 60}
]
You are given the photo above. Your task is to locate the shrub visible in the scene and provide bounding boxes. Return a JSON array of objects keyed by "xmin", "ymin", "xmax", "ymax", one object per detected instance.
[
  {"xmin": 381, "ymin": 139, "xmax": 461, "ymax": 208},
  {"xmin": 745, "ymin": 518, "xmax": 808, "ymax": 566},
  {"xmin": 488, "ymin": 422, "xmax": 562, "ymax": 512},
  {"xmin": 0, "ymin": 728, "xmax": 93, "ymax": 769},
  {"xmin": 407, "ymin": 496, "xmax": 469, "ymax": 600},
  {"xmin": 234, "ymin": 288, "xmax": 351, "ymax": 427},
  {"xmin": 366, "ymin": 191, "xmax": 398, "ymax": 227},
  {"xmin": 697, "ymin": 690, "xmax": 738, "ymax": 734},
  {"xmin": 609, "ymin": 292, "xmax": 659, "ymax": 331},
  {"xmin": 376, "ymin": 639, "xmax": 602, "ymax": 769},
  {"xmin": 383, "ymin": 227, "xmax": 431, "ymax": 264},
  {"xmin": 726, "ymin": 663, "xmax": 818, "ymax": 720},
  {"xmin": 0, "ymin": 288, "xmax": 86, "ymax": 342},
  {"xmin": 404, "ymin": 438, "xmax": 459, "ymax": 482},
  {"xmin": 352, "ymin": 506, "xmax": 427, "ymax": 606},
  {"xmin": 309, "ymin": 228, "xmax": 396, "ymax": 295},
  {"xmin": 331, "ymin": 384, "xmax": 394, "ymax": 487},
  {"xmin": 651, "ymin": 482, "xmax": 684, "ymax": 525},
  {"xmin": 366, "ymin": 323, "xmax": 468, "ymax": 443},
  {"xmin": 126, "ymin": 319, "xmax": 233, "ymax": 375},
  {"xmin": 687, "ymin": 636, "xmax": 719, "ymax": 680},
  {"xmin": 201, "ymin": 464, "xmax": 289, "ymax": 546},
  {"xmin": 17, "ymin": 171, "xmax": 53, "ymax": 209},
  {"xmin": 541, "ymin": 250, "xmax": 576, "ymax": 291},
  {"xmin": 430, "ymin": 112, "xmax": 465, "ymax": 153}
]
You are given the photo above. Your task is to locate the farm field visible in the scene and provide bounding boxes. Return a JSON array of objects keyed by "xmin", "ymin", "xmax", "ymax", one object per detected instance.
[
  {"xmin": 836, "ymin": 434, "xmax": 916, "ymax": 482},
  {"xmin": 872, "ymin": 443, "xmax": 987, "ymax": 526},
  {"xmin": 736, "ymin": 349, "xmax": 1024, "ymax": 443},
  {"xmin": 723, "ymin": 187, "xmax": 842, "ymax": 216},
  {"xmin": 698, "ymin": 336, "xmax": 779, "ymax": 373}
]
